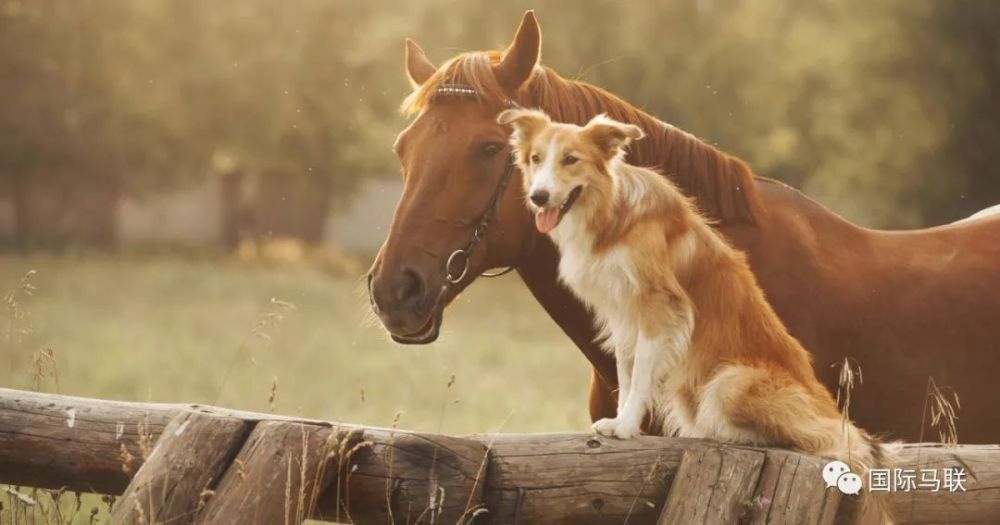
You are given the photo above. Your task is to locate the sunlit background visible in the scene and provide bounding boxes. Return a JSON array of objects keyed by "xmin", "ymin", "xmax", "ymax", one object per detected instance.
[{"xmin": 0, "ymin": 1, "xmax": 998, "ymax": 518}]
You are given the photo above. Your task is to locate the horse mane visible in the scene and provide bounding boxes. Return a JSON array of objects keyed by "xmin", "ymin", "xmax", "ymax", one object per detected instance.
[{"xmin": 402, "ymin": 52, "xmax": 762, "ymax": 225}]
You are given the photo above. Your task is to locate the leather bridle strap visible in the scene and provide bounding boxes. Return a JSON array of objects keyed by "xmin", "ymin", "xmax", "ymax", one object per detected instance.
[
  {"xmin": 438, "ymin": 83, "xmax": 522, "ymax": 285},
  {"xmin": 444, "ymin": 156, "xmax": 518, "ymax": 284}
]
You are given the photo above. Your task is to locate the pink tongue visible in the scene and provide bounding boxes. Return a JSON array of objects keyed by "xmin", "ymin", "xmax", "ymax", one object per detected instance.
[{"xmin": 535, "ymin": 207, "xmax": 560, "ymax": 234}]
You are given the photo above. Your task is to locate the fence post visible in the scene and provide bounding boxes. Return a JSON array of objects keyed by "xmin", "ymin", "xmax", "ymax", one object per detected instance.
[
  {"xmin": 194, "ymin": 420, "xmax": 346, "ymax": 525},
  {"xmin": 658, "ymin": 443, "xmax": 765, "ymax": 524},
  {"xmin": 108, "ymin": 409, "xmax": 249, "ymax": 525}
]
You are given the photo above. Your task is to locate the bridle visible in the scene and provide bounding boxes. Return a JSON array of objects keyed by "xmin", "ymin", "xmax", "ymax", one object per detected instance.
[
  {"xmin": 443, "ymin": 157, "xmax": 518, "ymax": 283},
  {"xmin": 440, "ymin": 84, "xmax": 521, "ymax": 286},
  {"xmin": 367, "ymin": 84, "xmax": 522, "ymax": 334}
]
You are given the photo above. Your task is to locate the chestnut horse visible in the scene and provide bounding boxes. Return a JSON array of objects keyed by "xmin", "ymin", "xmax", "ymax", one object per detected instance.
[{"xmin": 368, "ymin": 11, "xmax": 1000, "ymax": 443}]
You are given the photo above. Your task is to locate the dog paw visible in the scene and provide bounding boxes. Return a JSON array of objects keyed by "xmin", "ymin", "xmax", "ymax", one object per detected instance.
[{"xmin": 592, "ymin": 417, "xmax": 641, "ymax": 439}]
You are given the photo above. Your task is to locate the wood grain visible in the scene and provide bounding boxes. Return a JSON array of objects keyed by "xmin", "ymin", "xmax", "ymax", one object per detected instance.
[
  {"xmin": 475, "ymin": 433, "xmax": 685, "ymax": 525},
  {"xmin": 658, "ymin": 443, "xmax": 765, "ymax": 525},
  {"xmin": 108, "ymin": 410, "xmax": 249, "ymax": 525},
  {"xmin": 890, "ymin": 443, "xmax": 1000, "ymax": 524},
  {"xmin": 3, "ymin": 389, "xmax": 999, "ymax": 524},
  {"xmin": 194, "ymin": 420, "xmax": 339, "ymax": 525},
  {"xmin": 0, "ymin": 388, "xmax": 178, "ymax": 493},
  {"xmin": 748, "ymin": 449, "xmax": 845, "ymax": 525},
  {"xmin": 330, "ymin": 428, "xmax": 489, "ymax": 525}
]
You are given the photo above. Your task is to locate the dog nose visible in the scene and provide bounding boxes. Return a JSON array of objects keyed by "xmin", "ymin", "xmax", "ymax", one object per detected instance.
[
  {"xmin": 530, "ymin": 190, "xmax": 550, "ymax": 206},
  {"xmin": 396, "ymin": 266, "xmax": 426, "ymax": 307}
]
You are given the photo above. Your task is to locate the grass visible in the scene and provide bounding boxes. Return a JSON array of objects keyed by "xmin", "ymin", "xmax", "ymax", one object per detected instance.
[
  {"xmin": 0, "ymin": 252, "xmax": 591, "ymax": 434},
  {"xmin": 1, "ymin": 252, "xmax": 592, "ymax": 524}
]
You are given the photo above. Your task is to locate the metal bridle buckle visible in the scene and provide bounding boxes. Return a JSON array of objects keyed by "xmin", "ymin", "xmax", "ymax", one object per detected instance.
[{"xmin": 445, "ymin": 248, "xmax": 471, "ymax": 284}]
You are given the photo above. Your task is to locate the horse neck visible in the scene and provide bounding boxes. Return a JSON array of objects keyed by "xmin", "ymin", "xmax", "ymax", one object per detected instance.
[{"xmin": 523, "ymin": 74, "xmax": 759, "ymax": 224}]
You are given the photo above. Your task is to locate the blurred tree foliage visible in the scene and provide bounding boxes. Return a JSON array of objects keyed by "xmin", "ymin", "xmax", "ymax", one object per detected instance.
[{"xmin": 0, "ymin": 0, "xmax": 996, "ymax": 228}]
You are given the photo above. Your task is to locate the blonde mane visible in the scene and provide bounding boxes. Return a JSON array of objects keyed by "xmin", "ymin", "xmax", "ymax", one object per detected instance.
[{"xmin": 402, "ymin": 52, "xmax": 762, "ymax": 224}]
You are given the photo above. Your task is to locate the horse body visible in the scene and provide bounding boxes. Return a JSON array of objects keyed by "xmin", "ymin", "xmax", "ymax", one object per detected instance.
[
  {"xmin": 370, "ymin": 11, "xmax": 1000, "ymax": 442},
  {"xmin": 726, "ymin": 181, "xmax": 1000, "ymax": 441}
]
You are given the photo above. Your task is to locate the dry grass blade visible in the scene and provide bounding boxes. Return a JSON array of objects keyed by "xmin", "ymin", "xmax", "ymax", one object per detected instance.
[
  {"xmin": 622, "ymin": 454, "xmax": 664, "ymax": 525},
  {"xmin": 4, "ymin": 270, "xmax": 37, "ymax": 345},
  {"xmin": 268, "ymin": 375, "xmax": 278, "ymax": 412},
  {"xmin": 458, "ymin": 409, "xmax": 514, "ymax": 524},
  {"xmin": 31, "ymin": 348, "xmax": 59, "ymax": 393},
  {"xmin": 830, "ymin": 357, "xmax": 864, "ymax": 465},
  {"xmin": 339, "ymin": 437, "xmax": 373, "ymax": 524},
  {"xmin": 924, "ymin": 377, "xmax": 960, "ymax": 446},
  {"xmin": 832, "ymin": 357, "xmax": 863, "ymax": 427},
  {"xmin": 250, "ymin": 297, "xmax": 297, "ymax": 342},
  {"xmin": 4, "ymin": 487, "xmax": 37, "ymax": 507},
  {"xmin": 214, "ymin": 296, "xmax": 296, "ymax": 404},
  {"xmin": 119, "ymin": 443, "xmax": 136, "ymax": 475}
]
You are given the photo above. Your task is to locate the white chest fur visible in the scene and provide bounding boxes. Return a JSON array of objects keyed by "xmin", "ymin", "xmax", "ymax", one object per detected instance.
[{"xmin": 551, "ymin": 219, "xmax": 640, "ymax": 355}]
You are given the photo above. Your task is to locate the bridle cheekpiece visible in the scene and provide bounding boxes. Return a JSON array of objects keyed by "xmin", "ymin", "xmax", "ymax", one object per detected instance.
[{"xmin": 435, "ymin": 83, "xmax": 522, "ymax": 286}]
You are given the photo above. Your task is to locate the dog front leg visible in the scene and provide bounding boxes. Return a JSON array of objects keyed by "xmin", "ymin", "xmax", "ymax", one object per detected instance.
[
  {"xmin": 615, "ymin": 347, "xmax": 634, "ymax": 415},
  {"xmin": 593, "ymin": 334, "xmax": 658, "ymax": 439}
]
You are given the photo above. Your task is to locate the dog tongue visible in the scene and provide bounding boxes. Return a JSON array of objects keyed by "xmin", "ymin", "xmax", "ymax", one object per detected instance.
[{"xmin": 535, "ymin": 207, "xmax": 560, "ymax": 234}]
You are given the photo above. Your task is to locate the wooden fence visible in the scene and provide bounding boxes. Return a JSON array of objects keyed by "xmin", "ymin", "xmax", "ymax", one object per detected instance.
[{"xmin": 1, "ymin": 388, "xmax": 998, "ymax": 524}]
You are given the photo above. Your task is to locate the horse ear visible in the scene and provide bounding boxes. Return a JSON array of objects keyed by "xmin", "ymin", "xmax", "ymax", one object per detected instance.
[
  {"xmin": 405, "ymin": 38, "xmax": 436, "ymax": 88},
  {"xmin": 583, "ymin": 114, "xmax": 645, "ymax": 157},
  {"xmin": 494, "ymin": 11, "xmax": 541, "ymax": 93}
]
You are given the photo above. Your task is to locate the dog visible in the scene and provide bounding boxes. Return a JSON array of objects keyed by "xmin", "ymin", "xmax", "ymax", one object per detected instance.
[{"xmin": 499, "ymin": 108, "xmax": 894, "ymax": 523}]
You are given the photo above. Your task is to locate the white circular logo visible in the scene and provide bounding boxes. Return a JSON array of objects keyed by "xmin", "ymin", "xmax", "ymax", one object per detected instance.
[
  {"xmin": 822, "ymin": 460, "xmax": 851, "ymax": 488},
  {"xmin": 837, "ymin": 472, "xmax": 863, "ymax": 495}
]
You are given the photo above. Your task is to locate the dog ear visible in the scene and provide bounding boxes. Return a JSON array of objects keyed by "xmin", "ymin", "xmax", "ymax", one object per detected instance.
[
  {"xmin": 583, "ymin": 114, "xmax": 645, "ymax": 157},
  {"xmin": 498, "ymin": 108, "xmax": 550, "ymax": 142}
]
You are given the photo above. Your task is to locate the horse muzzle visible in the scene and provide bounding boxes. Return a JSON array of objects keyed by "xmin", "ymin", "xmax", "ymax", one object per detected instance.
[{"xmin": 367, "ymin": 268, "xmax": 444, "ymax": 345}]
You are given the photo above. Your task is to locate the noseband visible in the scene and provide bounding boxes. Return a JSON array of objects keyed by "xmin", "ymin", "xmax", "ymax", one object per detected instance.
[{"xmin": 439, "ymin": 84, "xmax": 521, "ymax": 286}]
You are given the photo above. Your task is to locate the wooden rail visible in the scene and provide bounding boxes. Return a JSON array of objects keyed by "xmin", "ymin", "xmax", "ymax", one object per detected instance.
[{"xmin": 1, "ymin": 388, "xmax": 999, "ymax": 524}]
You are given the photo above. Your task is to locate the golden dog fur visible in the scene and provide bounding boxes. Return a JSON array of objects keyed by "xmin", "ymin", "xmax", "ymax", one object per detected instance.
[{"xmin": 500, "ymin": 108, "xmax": 893, "ymax": 522}]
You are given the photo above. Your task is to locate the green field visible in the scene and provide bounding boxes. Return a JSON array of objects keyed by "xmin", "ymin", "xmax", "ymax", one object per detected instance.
[{"xmin": 1, "ymin": 254, "xmax": 592, "ymax": 435}]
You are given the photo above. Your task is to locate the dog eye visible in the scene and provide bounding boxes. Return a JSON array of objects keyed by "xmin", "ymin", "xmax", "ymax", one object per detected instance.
[
  {"xmin": 530, "ymin": 153, "xmax": 541, "ymax": 164},
  {"xmin": 481, "ymin": 143, "xmax": 503, "ymax": 157},
  {"xmin": 562, "ymin": 155, "xmax": 579, "ymax": 166}
]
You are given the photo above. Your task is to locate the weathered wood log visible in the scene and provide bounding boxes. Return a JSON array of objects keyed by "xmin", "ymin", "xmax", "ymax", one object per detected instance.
[
  {"xmin": 474, "ymin": 433, "xmax": 685, "ymax": 525},
  {"xmin": 659, "ymin": 443, "xmax": 766, "ymax": 525},
  {"xmin": 108, "ymin": 410, "xmax": 249, "ymax": 525},
  {"xmin": 195, "ymin": 421, "xmax": 340, "ymax": 525},
  {"xmin": 747, "ymin": 449, "xmax": 843, "ymax": 525},
  {"xmin": 3, "ymin": 389, "xmax": 1000, "ymax": 524},
  {"xmin": 329, "ymin": 428, "xmax": 489, "ymax": 525},
  {"xmin": 891, "ymin": 444, "xmax": 1000, "ymax": 524},
  {"xmin": 0, "ymin": 388, "xmax": 178, "ymax": 493}
]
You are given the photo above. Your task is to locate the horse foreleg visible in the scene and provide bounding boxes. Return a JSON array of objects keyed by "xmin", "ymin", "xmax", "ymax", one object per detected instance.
[{"xmin": 588, "ymin": 367, "xmax": 618, "ymax": 422}]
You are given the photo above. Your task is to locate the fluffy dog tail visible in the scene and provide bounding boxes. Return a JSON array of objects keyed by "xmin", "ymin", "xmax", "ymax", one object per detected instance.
[{"xmin": 824, "ymin": 422, "xmax": 899, "ymax": 525}]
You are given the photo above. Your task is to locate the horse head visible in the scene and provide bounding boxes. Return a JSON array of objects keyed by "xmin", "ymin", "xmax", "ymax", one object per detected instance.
[{"xmin": 367, "ymin": 13, "xmax": 544, "ymax": 344}]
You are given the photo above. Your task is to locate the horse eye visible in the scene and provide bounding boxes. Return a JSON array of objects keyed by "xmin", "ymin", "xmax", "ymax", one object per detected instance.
[
  {"xmin": 562, "ymin": 155, "xmax": 579, "ymax": 166},
  {"xmin": 482, "ymin": 143, "xmax": 502, "ymax": 157},
  {"xmin": 530, "ymin": 153, "xmax": 541, "ymax": 164}
]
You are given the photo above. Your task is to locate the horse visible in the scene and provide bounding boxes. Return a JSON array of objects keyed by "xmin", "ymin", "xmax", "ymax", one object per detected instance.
[{"xmin": 367, "ymin": 11, "xmax": 1000, "ymax": 443}]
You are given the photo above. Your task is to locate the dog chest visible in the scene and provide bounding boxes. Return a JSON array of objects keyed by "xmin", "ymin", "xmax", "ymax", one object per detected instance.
[{"xmin": 557, "ymin": 243, "xmax": 638, "ymax": 315}]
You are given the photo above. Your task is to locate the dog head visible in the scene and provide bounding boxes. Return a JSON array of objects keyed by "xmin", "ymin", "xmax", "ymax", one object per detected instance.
[{"xmin": 498, "ymin": 109, "xmax": 644, "ymax": 233}]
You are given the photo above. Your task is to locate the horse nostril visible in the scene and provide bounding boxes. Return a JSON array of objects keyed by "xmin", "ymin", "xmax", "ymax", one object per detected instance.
[
  {"xmin": 530, "ymin": 190, "xmax": 550, "ymax": 206},
  {"xmin": 397, "ymin": 267, "xmax": 426, "ymax": 306}
]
